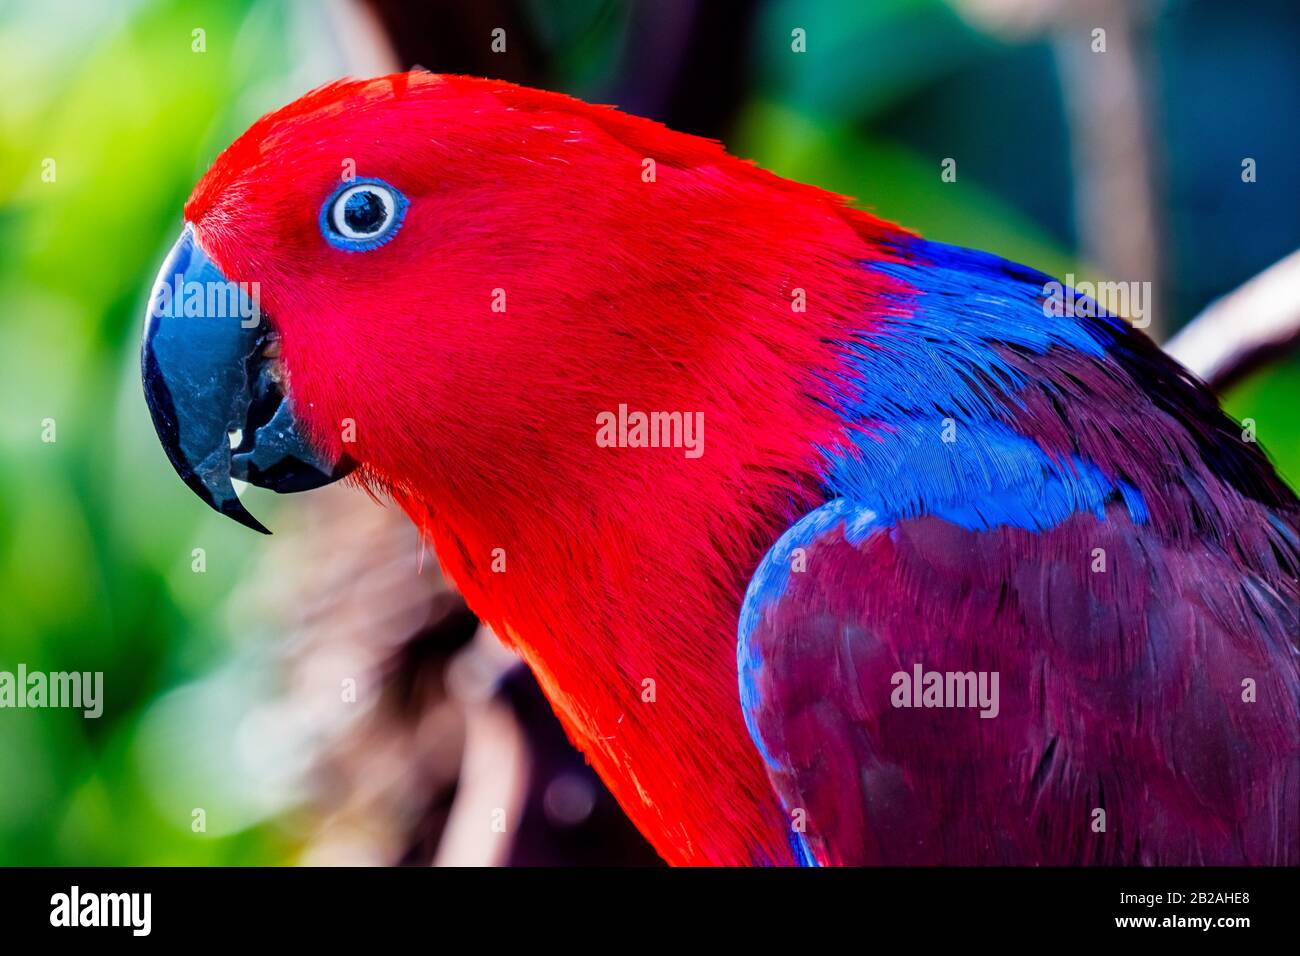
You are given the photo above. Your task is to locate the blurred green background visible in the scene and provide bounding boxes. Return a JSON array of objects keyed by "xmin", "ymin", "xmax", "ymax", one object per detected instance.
[{"xmin": 1, "ymin": 0, "xmax": 1296, "ymax": 865}]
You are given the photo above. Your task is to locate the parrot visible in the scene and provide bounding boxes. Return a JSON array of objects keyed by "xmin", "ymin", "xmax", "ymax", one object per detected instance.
[{"xmin": 140, "ymin": 72, "xmax": 1299, "ymax": 866}]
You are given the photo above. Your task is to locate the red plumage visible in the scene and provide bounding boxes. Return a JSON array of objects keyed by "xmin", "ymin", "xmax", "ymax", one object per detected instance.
[{"xmin": 188, "ymin": 73, "xmax": 914, "ymax": 863}]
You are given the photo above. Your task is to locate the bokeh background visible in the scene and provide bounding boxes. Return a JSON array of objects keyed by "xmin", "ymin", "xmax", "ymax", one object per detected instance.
[{"xmin": 1, "ymin": 0, "xmax": 1297, "ymax": 865}]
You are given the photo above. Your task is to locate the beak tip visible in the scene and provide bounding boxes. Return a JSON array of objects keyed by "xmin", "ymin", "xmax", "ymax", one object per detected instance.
[{"xmin": 220, "ymin": 499, "xmax": 273, "ymax": 535}]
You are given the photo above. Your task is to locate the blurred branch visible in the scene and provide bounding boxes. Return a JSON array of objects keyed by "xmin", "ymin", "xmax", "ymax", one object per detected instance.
[
  {"xmin": 1165, "ymin": 250, "xmax": 1300, "ymax": 392},
  {"xmin": 433, "ymin": 628, "xmax": 530, "ymax": 867},
  {"xmin": 1052, "ymin": 1, "xmax": 1163, "ymax": 339},
  {"xmin": 955, "ymin": 0, "xmax": 1165, "ymax": 337}
]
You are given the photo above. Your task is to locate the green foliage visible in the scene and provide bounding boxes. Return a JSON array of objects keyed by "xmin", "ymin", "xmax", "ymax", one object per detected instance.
[
  {"xmin": 0, "ymin": 0, "xmax": 295, "ymax": 866},
  {"xmin": 1224, "ymin": 360, "xmax": 1300, "ymax": 488}
]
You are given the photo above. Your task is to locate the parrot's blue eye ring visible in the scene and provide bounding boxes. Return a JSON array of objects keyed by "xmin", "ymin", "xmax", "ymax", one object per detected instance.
[{"xmin": 320, "ymin": 178, "xmax": 408, "ymax": 251}]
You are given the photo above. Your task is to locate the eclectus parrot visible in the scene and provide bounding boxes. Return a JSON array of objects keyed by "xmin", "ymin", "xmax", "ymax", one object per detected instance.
[{"xmin": 141, "ymin": 73, "xmax": 1300, "ymax": 866}]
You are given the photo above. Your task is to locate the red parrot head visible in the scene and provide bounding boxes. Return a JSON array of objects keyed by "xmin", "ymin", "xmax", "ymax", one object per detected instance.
[{"xmin": 142, "ymin": 71, "xmax": 891, "ymax": 534}]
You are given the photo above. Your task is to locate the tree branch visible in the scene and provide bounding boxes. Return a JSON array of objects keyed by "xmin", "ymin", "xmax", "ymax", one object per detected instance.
[{"xmin": 1164, "ymin": 249, "xmax": 1300, "ymax": 392}]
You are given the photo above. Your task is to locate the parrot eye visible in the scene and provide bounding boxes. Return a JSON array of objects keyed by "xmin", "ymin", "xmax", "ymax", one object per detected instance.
[{"xmin": 320, "ymin": 178, "xmax": 408, "ymax": 251}]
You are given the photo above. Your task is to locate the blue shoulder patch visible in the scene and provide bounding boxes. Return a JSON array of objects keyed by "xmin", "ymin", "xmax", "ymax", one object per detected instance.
[{"xmin": 812, "ymin": 236, "xmax": 1146, "ymax": 532}]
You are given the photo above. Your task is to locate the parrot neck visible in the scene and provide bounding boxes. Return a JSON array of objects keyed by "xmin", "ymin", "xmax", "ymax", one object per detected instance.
[
  {"xmin": 392, "ymin": 222, "xmax": 912, "ymax": 865},
  {"xmin": 401, "ymin": 435, "xmax": 833, "ymax": 865}
]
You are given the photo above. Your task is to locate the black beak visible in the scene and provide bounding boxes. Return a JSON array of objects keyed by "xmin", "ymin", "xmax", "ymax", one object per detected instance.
[{"xmin": 141, "ymin": 225, "xmax": 354, "ymax": 533}]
